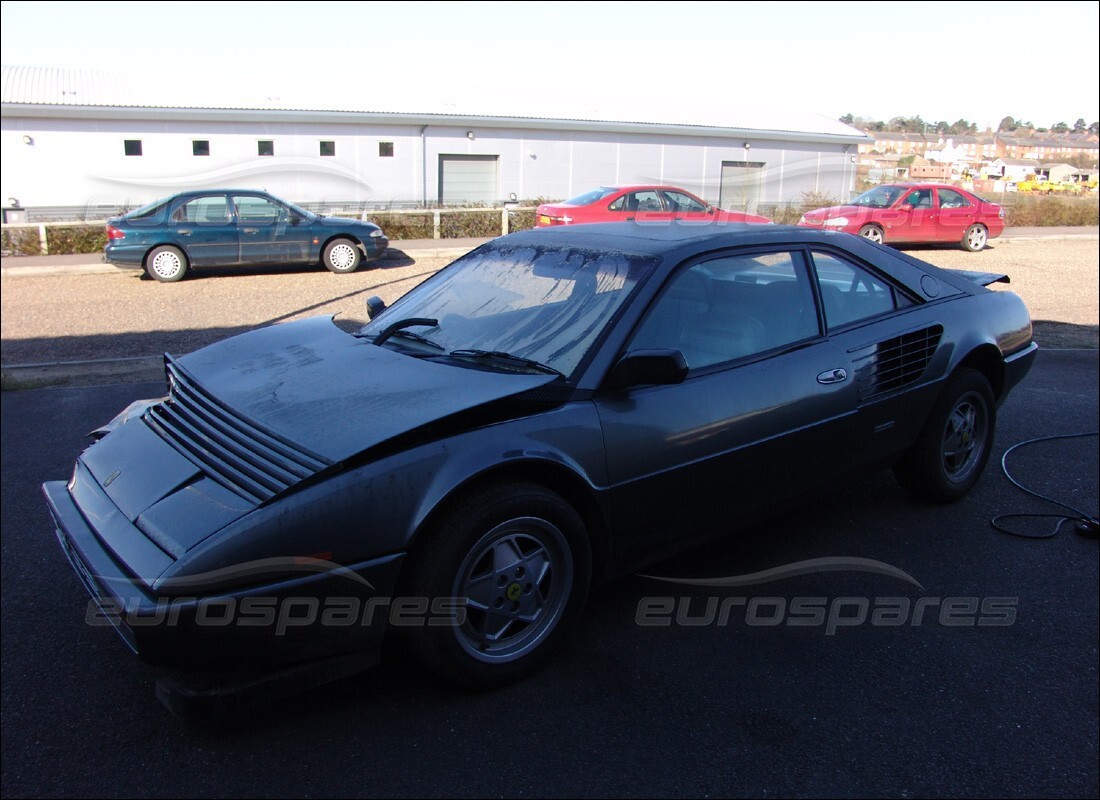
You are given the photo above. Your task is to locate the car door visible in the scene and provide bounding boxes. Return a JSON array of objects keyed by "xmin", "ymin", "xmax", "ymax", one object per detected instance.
[
  {"xmin": 595, "ymin": 248, "xmax": 863, "ymax": 561},
  {"xmin": 168, "ymin": 194, "xmax": 239, "ymax": 266},
  {"xmin": 934, "ymin": 187, "xmax": 977, "ymax": 243},
  {"xmin": 233, "ymin": 194, "xmax": 313, "ymax": 265},
  {"xmin": 893, "ymin": 188, "xmax": 940, "ymax": 242},
  {"xmin": 807, "ymin": 247, "xmax": 942, "ymax": 461}
]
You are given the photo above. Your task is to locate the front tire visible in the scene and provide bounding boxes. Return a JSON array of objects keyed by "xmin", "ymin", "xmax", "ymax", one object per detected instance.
[
  {"xmin": 858, "ymin": 224, "xmax": 885, "ymax": 245},
  {"xmin": 894, "ymin": 368, "xmax": 995, "ymax": 502},
  {"xmin": 145, "ymin": 245, "xmax": 188, "ymax": 282},
  {"xmin": 402, "ymin": 482, "xmax": 591, "ymax": 689},
  {"xmin": 323, "ymin": 238, "xmax": 362, "ymax": 273},
  {"xmin": 961, "ymin": 224, "xmax": 988, "ymax": 252}
]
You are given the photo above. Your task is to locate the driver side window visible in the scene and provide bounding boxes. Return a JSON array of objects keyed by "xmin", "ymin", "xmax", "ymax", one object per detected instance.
[
  {"xmin": 233, "ymin": 195, "xmax": 282, "ymax": 225},
  {"xmin": 904, "ymin": 190, "xmax": 934, "ymax": 209},
  {"xmin": 629, "ymin": 251, "xmax": 819, "ymax": 370},
  {"xmin": 662, "ymin": 191, "xmax": 707, "ymax": 213}
]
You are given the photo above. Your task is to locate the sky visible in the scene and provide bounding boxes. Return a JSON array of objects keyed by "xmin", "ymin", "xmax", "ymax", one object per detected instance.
[{"xmin": 2, "ymin": 0, "xmax": 1097, "ymax": 132}]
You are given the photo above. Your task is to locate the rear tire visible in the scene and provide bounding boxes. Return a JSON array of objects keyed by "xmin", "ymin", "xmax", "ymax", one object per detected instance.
[
  {"xmin": 401, "ymin": 481, "xmax": 591, "ymax": 689},
  {"xmin": 894, "ymin": 368, "xmax": 995, "ymax": 503},
  {"xmin": 145, "ymin": 245, "xmax": 188, "ymax": 282},
  {"xmin": 961, "ymin": 224, "xmax": 988, "ymax": 252}
]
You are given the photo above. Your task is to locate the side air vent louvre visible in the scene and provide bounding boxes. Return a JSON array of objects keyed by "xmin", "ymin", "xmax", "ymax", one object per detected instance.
[{"xmin": 850, "ymin": 325, "xmax": 943, "ymax": 402}]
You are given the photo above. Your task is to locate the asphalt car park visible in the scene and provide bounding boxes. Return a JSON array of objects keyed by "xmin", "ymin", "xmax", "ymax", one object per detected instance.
[
  {"xmin": 1, "ymin": 350, "xmax": 1096, "ymax": 797},
  {"xmin": 1, "ymin": 228, "xmax": 1097, "ymax": 797}
]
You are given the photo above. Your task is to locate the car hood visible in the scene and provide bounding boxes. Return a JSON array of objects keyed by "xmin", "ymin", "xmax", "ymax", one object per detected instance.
[
  {"xmin": 171, "ymin": 316, "xmax": 558, "ymax": 463},
  {"xmin": 80, "ymin": 317, "xmax": 560, "ymax": 552},
  {"xmin": 801, "ymin": 205, "xmax": 865, "ymax": 221},
  {"xmin": 316, "ymin": 215, "xmax": 378, "ymax": 231}
]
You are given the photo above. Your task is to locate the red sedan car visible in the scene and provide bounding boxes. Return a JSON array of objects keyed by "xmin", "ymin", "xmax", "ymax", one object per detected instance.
[
  {"xmin": 798, "ymin": 183, "xmax": 1005, "ymax": 251},
  {"xmin": 535, "ymin": 185, "xmax": 772, "ymax": 227}
]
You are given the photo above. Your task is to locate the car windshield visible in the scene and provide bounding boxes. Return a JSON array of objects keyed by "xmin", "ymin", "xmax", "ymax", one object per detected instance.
[
  {"xmin": 849, "ymin": 186, "xmax": 906, "ymax": 208},
  {"xmin": 281, "ymin": 198, "xmax": 318, "ymax": 220},
  {"xmin": 563, "ymin": 187, "xmax": 619, "ymax": 206},
  {"xmin": 358, "ymin": 242, "xmax": 657, "ymax": 378}
]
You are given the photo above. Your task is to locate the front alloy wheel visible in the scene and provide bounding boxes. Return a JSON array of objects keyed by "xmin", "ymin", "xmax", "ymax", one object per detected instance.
[
  {"xmin": 402, "ymin": 482, "xmax": 590, "ymax": 688},
  {"xmin": 858, "ymin": 224, "xmax": 884, "ymax": 244},
  {"xmin": 453, "ymin": 518, "xmax": 573, "ymax": 663},
  {"xmin": 323, "ymin": 238, "xmax": 361, "ymax": 273}
]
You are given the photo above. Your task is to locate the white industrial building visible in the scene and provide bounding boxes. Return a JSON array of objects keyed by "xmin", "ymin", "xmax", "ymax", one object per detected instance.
[{"xmin": 1, "ymin": 66, "xmax": 869, "ymax": 220}]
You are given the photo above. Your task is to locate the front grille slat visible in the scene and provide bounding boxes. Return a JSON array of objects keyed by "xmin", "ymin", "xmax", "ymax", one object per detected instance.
[
  {"xmin": 167, "ymin": 372, "xmax": 326, "ymax": 475},
  {"xmin": 143, "ymin": 414, "xmax": 271, "ymax": 503},
  {"xmin": 141, "ymin": 357, "xmax": 334, "ymax": 502}
]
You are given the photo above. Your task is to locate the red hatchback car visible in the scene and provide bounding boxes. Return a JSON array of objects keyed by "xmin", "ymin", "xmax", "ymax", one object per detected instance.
[
  {"xmin": 798, "ymin": 183, "xmax": 1005, "ymax": 251},
  {"xmin": 535, "ymin": 185, "xmax": 772, "ymax": 227}
]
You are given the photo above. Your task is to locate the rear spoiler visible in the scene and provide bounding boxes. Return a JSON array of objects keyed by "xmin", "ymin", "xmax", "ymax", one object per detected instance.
[{"xmin": 945, "ymin": 270, "xmax": 1010, "ymax": 287}]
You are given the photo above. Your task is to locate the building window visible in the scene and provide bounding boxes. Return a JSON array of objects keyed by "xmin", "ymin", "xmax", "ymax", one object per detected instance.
[
  {"xmin": 379, "ymin": 141, "xmax": 394, "ymax": 157},
  {"xmin": 124, "ymin": 139, "xmax": 142, "ymax": 156},
  {"xmin": 192, "ymin": 140, "xmax": 210, "ymax": 156},
  {"xmin": 258, "ymin": 140, "xmax": 274, "ymax": 157},
  {"xmin": 320, "ymin": 140, "xmax": 336, "ymax": 157}
]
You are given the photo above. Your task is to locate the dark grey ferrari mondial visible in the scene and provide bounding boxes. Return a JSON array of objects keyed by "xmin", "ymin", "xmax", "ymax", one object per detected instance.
[{"xmin": 43, "ymin": 223, "xmax": 1036, "ymax": 693}]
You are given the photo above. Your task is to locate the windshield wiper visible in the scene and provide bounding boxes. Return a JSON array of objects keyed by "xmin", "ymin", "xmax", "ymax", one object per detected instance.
[
  {"xmin": 447, "ymin": 349, "xmax": 563, "ymax": 377},
  {"xmin": 383, "ymin": 329, "xmax": 444, "ymax": 350},
  {"xmin": 368, "ymin": 317, "xmax": 439, "ymax": 347}
]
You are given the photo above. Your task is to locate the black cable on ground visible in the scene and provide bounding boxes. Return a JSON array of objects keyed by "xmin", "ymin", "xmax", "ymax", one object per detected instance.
[{"xmin": 991, "ymin": 431, "xmax": 1100, "ymax": 539}]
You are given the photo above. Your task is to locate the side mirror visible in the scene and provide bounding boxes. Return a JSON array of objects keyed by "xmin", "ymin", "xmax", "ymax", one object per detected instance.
[
  {"xmin": 366, "ymin": 295, "xmax": 387, "ymax": 320},
  {"xmin": 899, "ymin": 203, "xmax": 914, "ymax": 211},
  {"xmin": 603, "ymin": 349, "xmax": 688, "ymax": 392}
]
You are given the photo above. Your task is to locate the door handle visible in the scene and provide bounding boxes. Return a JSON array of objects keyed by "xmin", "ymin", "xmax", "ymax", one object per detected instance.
[
  {"xmin": 178, "ymin": 229, "xmax": 192, "ymax": 236},
  {"xmin": 817, "ymin": 368, "xmax": 847, "ymax": 384},
  {"xmin": 242, "ymin": 228, "xmax": 259, "ymax": 234}
]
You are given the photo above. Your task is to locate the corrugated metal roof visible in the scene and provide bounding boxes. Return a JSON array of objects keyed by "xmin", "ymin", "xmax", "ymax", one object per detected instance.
[{"xmin": 1, "ymin": 65, "xmax": 868, "ymax": 140}]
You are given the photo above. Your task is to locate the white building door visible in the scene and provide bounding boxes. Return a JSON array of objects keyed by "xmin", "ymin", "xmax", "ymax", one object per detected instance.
[
  {"xmin": 719, "ymin": 161, "xmax": 766, "ymax": 213},
  {"xmin": 439, "ymin": 155, "xmax": 499, "ymax": 205}
]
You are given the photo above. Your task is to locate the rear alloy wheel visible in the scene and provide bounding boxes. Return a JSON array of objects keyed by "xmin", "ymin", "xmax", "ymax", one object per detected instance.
[
  {"xmin": 402, "ymin": 482, "xmax": 591, "ymax": 689},
  {"xmin": 323, "ymin": 238, "xmax": 362, "ymax": 273},
  {"xmin": 894, "ymin": 368, "xmax": 995, "ymax": 503},
  {"xmin": 858, "ymin": 224, "xmax": 884, "ymax": 245},
  {"xmin": 145, "ymin": 245, "xmax": 188, "ymax": 282},
  {"xmin": 961, "ymin": 224, "xmax": 988, "ymax": 252}
]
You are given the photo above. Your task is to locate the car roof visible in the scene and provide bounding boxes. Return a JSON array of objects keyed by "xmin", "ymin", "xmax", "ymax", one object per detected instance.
[
  {"xmin": 167, "ymin": 189, "xmax": 275, "ymax": 199},
  {"xmin": 878, "ymin": 182, "xmax": 972, "ymax": 191},
  {"xmin": 603, "ymin": 185, "xmax": 696, "ymax": 192},
  {"xmin": 495, "ymin": 222, "xmax": 858, "ymax": 259}
]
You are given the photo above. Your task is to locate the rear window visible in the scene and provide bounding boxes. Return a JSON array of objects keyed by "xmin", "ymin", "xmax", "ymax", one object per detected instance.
[
  {"xmin": 125, "ymin": 198, "xmax": 170, "ymax": 222},
  {"xmin": 564, "ymin": 187, "xmax": 619, "ymax": 206}
]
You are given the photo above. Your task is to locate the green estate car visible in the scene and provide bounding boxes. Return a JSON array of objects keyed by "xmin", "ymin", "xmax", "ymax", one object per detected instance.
[{"xmin": 104, "ymin": 189, "xmax": 388, "ymax": 281}]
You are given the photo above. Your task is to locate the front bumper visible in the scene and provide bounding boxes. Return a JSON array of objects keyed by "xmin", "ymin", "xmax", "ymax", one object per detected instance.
[
  {"xmin": 43, "ymin": 476, "xmax": 405, "ymax": 671},
  {"xmin": 362, "ymin": 236, "xmax": 389, "ymax": 261}
]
